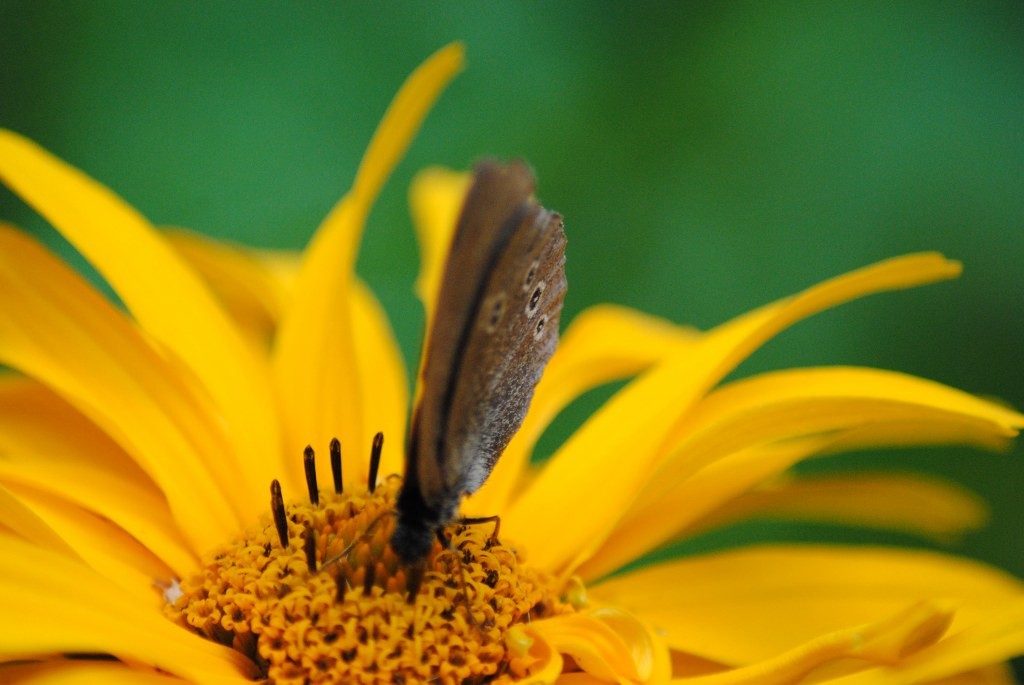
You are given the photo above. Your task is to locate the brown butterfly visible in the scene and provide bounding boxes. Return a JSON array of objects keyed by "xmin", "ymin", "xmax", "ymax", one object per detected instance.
[{"xmin": 391, "ymin": 160, "xmax": 567, "ymax": 573}]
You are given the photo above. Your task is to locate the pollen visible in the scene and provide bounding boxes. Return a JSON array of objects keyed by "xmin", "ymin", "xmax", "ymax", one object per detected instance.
[{"xmin": 164, "ymin": 474, "xmax": 575, "ymax": 684}]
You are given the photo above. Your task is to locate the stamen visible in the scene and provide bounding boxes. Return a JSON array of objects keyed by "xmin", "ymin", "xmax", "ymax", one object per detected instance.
[
  {"xmin": 303, "ymin": 445, "xmax": 319, "ymax": 506},
  {"xmin": 368, "ymin": 432, "xmax": 383, "ymax": 493},
  {"xmin": 303, "ymin": 527, "xmax": 318, "ymax": 572},
  {"xmin": 169, "ymin": 477, "xmax": 571, "ymax": 684},
  {"xmin": 330, "ymin": 437, "xmax": 343, "ymax": 494},
  {"xmin": 270, "ymin": 479, "xmax": 289, "ymax": 549},
  {"xmin": 363, "ymin": 561, "xmax": 376, "ymax": 596}
]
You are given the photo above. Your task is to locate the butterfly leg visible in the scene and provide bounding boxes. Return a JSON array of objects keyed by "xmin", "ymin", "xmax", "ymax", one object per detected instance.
[{"xmin": 456, "ymin": 514, "xmax": 501, "ymax": 549}]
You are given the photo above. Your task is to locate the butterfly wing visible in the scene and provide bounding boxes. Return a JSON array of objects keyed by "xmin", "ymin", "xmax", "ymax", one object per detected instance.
[{"xmin": 408, "ymin": 160, "xmax": 566, "ymax": 518}]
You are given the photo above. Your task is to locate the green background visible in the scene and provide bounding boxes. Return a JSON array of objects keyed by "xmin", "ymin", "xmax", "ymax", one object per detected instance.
[{"xmin": 2, "ymin": 3, "xmax": 1021, "ymax": 578}]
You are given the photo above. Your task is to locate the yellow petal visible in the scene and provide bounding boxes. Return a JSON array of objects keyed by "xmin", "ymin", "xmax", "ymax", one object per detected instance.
[
  {"xmin": 0, "ymin": 227, "xmax": 242, "ymax": 552},
  {"xmin": 506, "ymin": 624, "xmax": 564, "ymax": 683},
  {"xmin": 822, "ymin": 599, "xmax": 1024, "ymax": 685},
  {"xmin": 591, "ymin": 545, "xmax": 1023, "ymax": 665},
  {"xmin": 0, "ymin": 660, "xmax": 191, "ymax": 684},
  {"xmin": 166, "ymin": 229, "xmax": 409, "ymax": 482},
  {"xmin": 5, "ymin": 483, "xmax": 171, "ymax": 601},
  {"xmin": 409, "ymin": 166, "xmax": 471, "ymax": 326},
  {"xmin": 659, "ymin": 367, "xmax": 1022, "ymax": 465},
  {"xmin": 164, "ymin": 228, "xmax": 290, "ymax": 352},
  {"xmin": 918, "ymin": 664, "xmax": 1017, "ymax": 685},
  {"xmin": 468, "ymin": 305, "xmax": 699, "ymax": 515},
  {"xmin": 0, "ymin": 484, "xmax": 74, "ymax": 555},
  {"xmin": 669, "ymin": 601, "xmax": 955, "ymax": 685},
  {"xmin": 587, "ymin": 413, "xmax": 1015, "ymax": 582},
  {"xmin": 579, "ymin": 366, "xmax": 1021, "ymax": 579},
  {"xmin": 692, "ymin": 471, "xmax": 988, "ymax": 542},
  {"xmin": 350, "ymin": 278, "xmax": 409, "ymax": 478},
  {"xmin": 554, "ymin": 674, "xmax": 618, "ymax": 685},
  {"xmin": 623, "ymin": 366, "xmax": 1020, "ymax": 556},
  {"xmin": 0, "ymin": 535, "xmax": 257, "ymax": 684},
  {"xmin": 504, "ymin": 254, "xmax": 962, "ymax": 575},
  {"xmin": 578, "ymin": 437, "xmax": 835, "ymax": 581},
  {"xmin": 0, "ymin": 375, "xmax": 196, "ymax": 574},
  {"xmin": 819, "ymin": 418, "xmax": 1018, "ymax": 454},
  {"xmin": 272, "ymin": 43, "xmax": 463, "ymax": 487},
  {"xmin": 0, "ymin": 132, "xmax": 281, "ymax": 508},
  {"xmin": 528, "ymin": 609, "xmax": 663, "ymax": 683}
]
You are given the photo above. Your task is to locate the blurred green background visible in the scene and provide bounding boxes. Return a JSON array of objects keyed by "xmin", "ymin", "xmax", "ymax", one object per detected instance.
[{"xmin": 1, "ymin": 3, "xmax": 1021, "ymax": 577}]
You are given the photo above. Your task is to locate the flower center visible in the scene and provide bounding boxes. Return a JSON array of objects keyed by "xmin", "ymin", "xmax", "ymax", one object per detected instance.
[{"xmin": 164, "ymin": 446, "xmax": 575, "ymax": 684}]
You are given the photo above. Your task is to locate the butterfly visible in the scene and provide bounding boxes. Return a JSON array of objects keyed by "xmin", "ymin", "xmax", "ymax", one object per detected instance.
[{"xmin": 390, "ymin": 160, "xmax": 567, "ymax": 573}]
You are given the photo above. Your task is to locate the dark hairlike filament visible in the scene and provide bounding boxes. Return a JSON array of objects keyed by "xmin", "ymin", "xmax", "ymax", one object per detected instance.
[
  {"xmin": 303, "ymin": 445, "xmax": 319, "ymax": 506},
  {"xmin": 368, "ymin": 432, "xmax": 383, "ymax": 494},
  {"xmin": 270, "ymin": 479, "xmax": 289, "ymax": 549},
  {"xmin": 362, "ymin": 562, "xmax": 376, "ymax": 596},
  {"xmin": 329, "ymin": 437, "xmax": 343, "ymax": 494},
  {"xmin": 303, "ymin": 528, "xmax": 318, "ymax": 572}
]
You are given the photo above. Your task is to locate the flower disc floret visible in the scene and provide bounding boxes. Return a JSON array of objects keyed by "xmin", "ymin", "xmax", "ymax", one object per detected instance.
[{"xmin": 165, "ymin": 477, "xmax": 574, "ymax": 684}]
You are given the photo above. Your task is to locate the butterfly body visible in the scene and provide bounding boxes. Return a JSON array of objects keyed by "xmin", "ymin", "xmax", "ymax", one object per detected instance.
[{"xmin": 391, "ymin": 160, "xmax": 566, "ymax": 565}]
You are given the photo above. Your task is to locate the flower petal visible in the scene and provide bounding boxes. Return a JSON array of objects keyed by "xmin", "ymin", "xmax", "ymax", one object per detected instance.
[
  {"xmin": 5, "ymin": 475, "xmax": 176, "ymax": 597},
  {"xmin": 823, "ymin": 599, "xmax": 1024, "ymax": 685},
  {"xmin": 350, "ymin": 278, "xmax": 409, "ymax": 478},
  {"xmin": 578, "ymin": 437, "xmax": 835, "ymax": 581},
  {"xmin": 0, "ymin": 227, "xmax": 243, "ymax": 552},
  {"xmin": 658, "ymin": 367, "xmax": 1022, "ymax": 466},
  {"xmin": 505, "ymin": 254, "xmax": 962, "ymax": 575},
  {"xmin": 590, "ymin": 545, "xmax": 1024, "ymax": 665},
  {"xmin": 4, "ymin": 483, "xmax": 171, "ymax": 600},
  {"xmin": 164, "ymin": 228, "xmax": 290, "ymax": 352},
  {"xmin": 272, "ymin": 43, "xmax": 463, "ymax": 487},
  {"xmin": 0, "ymin": 535, "xmax": 257, "ymax": 684},
  {"xmin": 579, "ymin": 366, "xmax": 1020, "ymax": 579},
  {"xmin": 0, "ymin": 376, "xmax": 196, "ymax": 574},
  {"xmin": 506, "ymin": 625, "xmax": 564, "ymax": 683},
  {"xmin": 409, "ymin": 166, "xmax": 471, "ymax": 327},
  {"xmin": 689, "ymin": 471, "xmax": 988, "ymax": 542},
  {"xmin": 921, "ymin": 664, "xmax": 1018, "ymax": 685},
  {"xmin": 0, "ymin": 131, "xmax": 281, "ymax": 508},
  {"xmin": 166, "ymin": 229, "xmax": 409, "ymax": 479},
  {"xmin": 0, "ymin": 484, "xmax": 73, "ymax": 555},
  {"xmin": 669, "ymin": 600, "xmax": 955, "ymax": 685},
  {"xmin": 527, "ymin": 609, "xmax": 664, "ymax": 683},
  {"xmin": 1, "ymin": 660, "xmax": 190, "ymax": 685},
  {"xmin": 468, "ymin": 305, "xmax": 700, "ymax": 515}
]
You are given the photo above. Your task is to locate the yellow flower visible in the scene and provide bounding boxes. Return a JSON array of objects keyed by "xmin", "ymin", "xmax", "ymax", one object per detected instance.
[{"xmin": 0, "ymin": 42, "xmax": 1022, "ymax": 685}]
